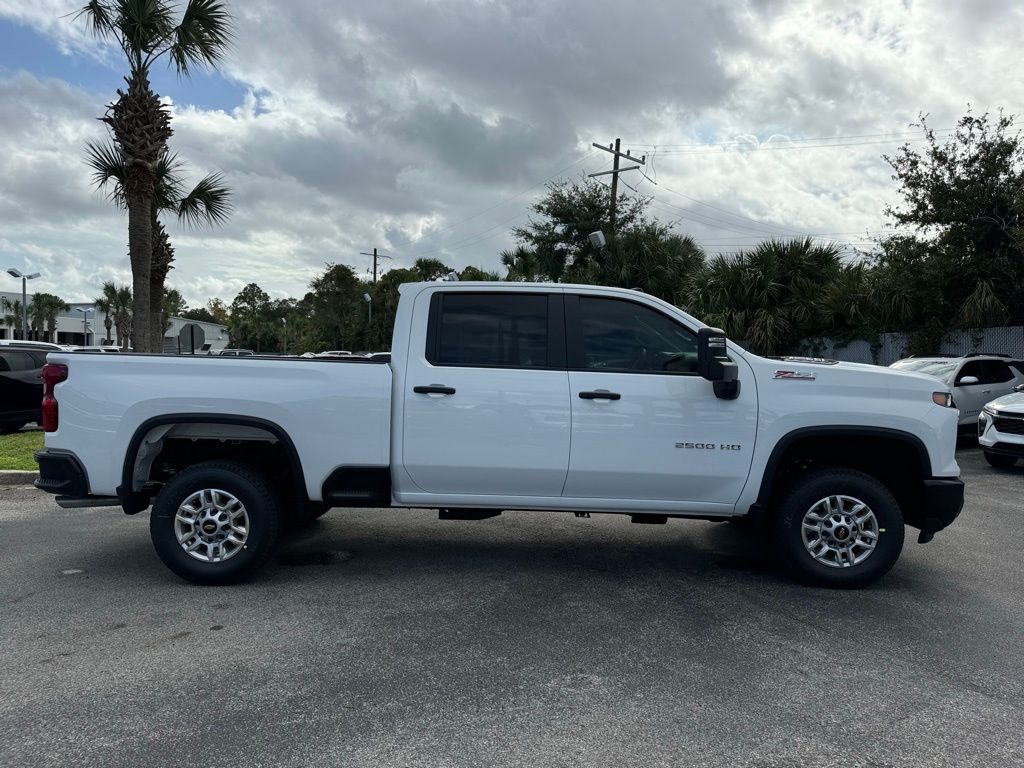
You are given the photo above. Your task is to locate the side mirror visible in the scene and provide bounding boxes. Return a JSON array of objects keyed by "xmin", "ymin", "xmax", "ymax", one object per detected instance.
[
  {"xmin": 697, "ymin": 327, "xmax": 739, "ymax": 400},
  {"xmin": 1014, "ymin": 383, "xmax": 1024, "ymax": 393},
  {"xmin": 957, "ymin": 375, "xmax": 979, "ymax": 386}
]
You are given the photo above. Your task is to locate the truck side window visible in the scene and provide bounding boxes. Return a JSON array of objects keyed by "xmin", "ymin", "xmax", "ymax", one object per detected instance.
[
  {"xmin": 981, "ymin": 361, "xmax": 1013, "ymax": 383},
  {"xmin": 577, "ymin": 297, "xmax": 698, "ymax": 373},
  {"xmin": 0, "ymin": 351, "xmax": 36, "ymax": 371},
  {"xmin": 955, "ymin": 361, "xmax": 984, "ymax": 384},
  {"xmin": 431, "ymin": 293, "xmax": 549, "ymax": 368}
]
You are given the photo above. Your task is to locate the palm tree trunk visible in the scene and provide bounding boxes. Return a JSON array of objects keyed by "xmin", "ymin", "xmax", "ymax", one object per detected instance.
[
  {"xmin": 127, "ymin": 190, "xmax": 152, "ymax": 352},
  {"xmin": 149, "ymin": 271, "xmax": 164, "ymax": 352}
]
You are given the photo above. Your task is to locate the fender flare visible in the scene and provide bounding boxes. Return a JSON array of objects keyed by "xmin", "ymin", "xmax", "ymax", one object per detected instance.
[
  {"xmin": 752, "ymin": 425, "xmax": 930, "ymax": 512},
  {"xmin": 117, "ymin": 413, "xmax": 308, "ymax": 512}
]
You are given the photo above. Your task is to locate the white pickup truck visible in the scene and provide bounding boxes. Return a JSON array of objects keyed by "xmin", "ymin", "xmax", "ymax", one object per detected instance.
[{"xmin": 35, "ymin": 282, "xmax": 964, "ymax": 587}]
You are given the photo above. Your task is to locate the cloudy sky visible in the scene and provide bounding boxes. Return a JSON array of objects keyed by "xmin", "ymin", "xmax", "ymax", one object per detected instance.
[{"xmin": 0, "ymin": 0, "xmax": 1022, "ymax": 307}]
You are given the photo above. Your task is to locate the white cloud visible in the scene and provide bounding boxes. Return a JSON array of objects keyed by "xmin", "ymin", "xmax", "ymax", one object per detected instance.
[{"xmin": 1, "ymin": 0, "xmax": 1023, "ymax": 307}]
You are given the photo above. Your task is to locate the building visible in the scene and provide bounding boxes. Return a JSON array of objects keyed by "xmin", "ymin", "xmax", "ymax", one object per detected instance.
[{"xmin": 0, "ymin": 291, "xmax": 230, "ymax": 352}]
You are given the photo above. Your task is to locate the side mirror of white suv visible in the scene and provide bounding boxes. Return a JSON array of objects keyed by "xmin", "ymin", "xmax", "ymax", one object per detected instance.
[{"xmin": 958, "ymin": 376, "xmax": 979, "ymax": 386}]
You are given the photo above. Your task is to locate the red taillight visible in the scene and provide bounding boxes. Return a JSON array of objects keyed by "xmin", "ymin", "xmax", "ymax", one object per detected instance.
[{"xmin": 41, "ymin": 363, "xmax": 68, "ymax": 433}]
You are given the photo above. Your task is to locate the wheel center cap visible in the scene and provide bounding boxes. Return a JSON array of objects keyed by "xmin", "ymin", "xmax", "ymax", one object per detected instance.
[
  {"xmin": 202, "ymin": 521, "xmax": 218, "ymax": 535},
  {"xmin": 834, "ymin": 526, "xmax": 849, "ymax": 541}
]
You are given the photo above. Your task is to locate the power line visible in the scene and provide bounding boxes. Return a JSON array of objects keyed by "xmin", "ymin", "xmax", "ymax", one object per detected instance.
[{"xmin": 622, "ymin": 128, "xmax": 955, "ymax": 151}]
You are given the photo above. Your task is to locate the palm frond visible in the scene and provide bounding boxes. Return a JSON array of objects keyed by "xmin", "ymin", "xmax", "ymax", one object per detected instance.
[
  {"xmin": 84, "ymin": 140, "xmax": 129, "ymax": 208},
  {"xmin": 175, "ymin": 172, "xmax": 231, "ymax": 227},
  {"xmin": 75, "ymin": 1, "xmax": 117, "ymax": 38},
  {"xmin": 168, "ymin": 0, "xmax": 233, "ymax": 77},
  {"xmin": 119, "ymin": 0, "xmax": 176, "ymax": 62}
]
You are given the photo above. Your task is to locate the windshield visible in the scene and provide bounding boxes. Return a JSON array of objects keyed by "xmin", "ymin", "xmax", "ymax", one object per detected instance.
[{"xmin": 891, "ymin": 359, "xmax": 958, "ymax": 381}]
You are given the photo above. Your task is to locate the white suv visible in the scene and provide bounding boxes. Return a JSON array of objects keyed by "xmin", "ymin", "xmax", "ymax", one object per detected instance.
[
  {"xmin": 890, "ymin": 354, "xmax": 1024, "ymax": 427},
  {"xmin": 978, "ymin": 386, "xmax": 1024, "ymax": 468}
]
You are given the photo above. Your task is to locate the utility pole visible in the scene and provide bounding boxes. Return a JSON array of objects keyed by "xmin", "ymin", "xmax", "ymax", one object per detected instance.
[
  {"xmin": 588, "ymin": 139, "xmax": 646, "ymax": 236},
  {"xmin": 359, "ymin": 248, "xmax": 393, "ymax": 284}
]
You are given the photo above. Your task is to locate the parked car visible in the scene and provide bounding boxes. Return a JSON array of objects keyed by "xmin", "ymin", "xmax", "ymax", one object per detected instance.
[
  {"xmin": 0, "ymin": 344, "xmax": 50, "ymax": 432},
  {"xmin": 890, "ymin": 354, "xmax": 1024, "ymax": 427},
  {"xmin": 978, "ymin": 384, "xmax": 1024, "ymax": 468},
  {"xmin": 36, "ymin": 282, "xmax": 964, "ymax": 588},
  {"xmin": 0, "ymin": 339, "xmax": 64, "ymax": 351},
  {"xmin": 318, "ymin": 350, "xmax": 352, "ymax": 357},
  {"xmin": 213, "ymin": 349, "xmax": 255, "ymax": 357}
]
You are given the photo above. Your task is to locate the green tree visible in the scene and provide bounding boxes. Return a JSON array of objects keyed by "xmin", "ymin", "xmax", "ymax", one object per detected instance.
[
  {"xmin": 880, "ymin": 109, "xmax": 1024, "ymax": 347},
  {"xmin": 181, "ymin": 305, "xmax": 216, "ymax": 323},
  {"xmin": 307, "ymin": 265, "xmax": 364, "ymax": 351},
  {"xmin": 571, "ymin": 223, "xmax": 705, "ymax": 304},
  {"xmin": 79, "ymin": 0, "xmax": 233, "ymax": 351},
  {"xmin": 95, "ymin": 281, "xmax": 133, "ymax": 350},
  {"xmin": 688, "ymin": 238, "xmax": 848, "ymax": 356},
  {"xmin": 228, "ymin": 283, "xmax": 273, "ymax": 352},
  {"xmin": 161, "ymin": 287, "xmax": 187, "ymax": 336},
  {"xmin": 1, "ymin": 297, "xmax": 23, "ymax": 339},
  {"xmin": 511, "ymin": 176, "xmax": 649, "ymax": 281},
  {"xmin": 29, "ymin": 293, "xmax": 71, "ymax": 343}
]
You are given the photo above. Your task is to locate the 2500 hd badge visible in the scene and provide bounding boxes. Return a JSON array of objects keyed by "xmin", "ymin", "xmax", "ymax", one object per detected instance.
[{"xmin": 675, "ymin": 442, "xmax": 743, "ymax": 450}]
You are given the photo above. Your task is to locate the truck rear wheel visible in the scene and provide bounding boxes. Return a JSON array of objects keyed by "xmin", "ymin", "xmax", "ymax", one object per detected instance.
[
  {"xmin": 776, "ymin": 468, "xmax": 904, "ymax": 589},
  {"xmin": 150, "ymin": 461, "xmax": 282, "ymax": 585}
]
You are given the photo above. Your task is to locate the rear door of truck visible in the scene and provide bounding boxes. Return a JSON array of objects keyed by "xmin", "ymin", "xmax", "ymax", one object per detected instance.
[{"xmin": 399, "ymin": 287, "xmax": 571, "ymax": 497}]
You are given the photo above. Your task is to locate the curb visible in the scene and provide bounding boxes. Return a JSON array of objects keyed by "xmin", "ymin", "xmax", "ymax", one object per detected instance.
[{"xmin": 0, "ymin": 470, "xmax": 39, "ymax": 486}]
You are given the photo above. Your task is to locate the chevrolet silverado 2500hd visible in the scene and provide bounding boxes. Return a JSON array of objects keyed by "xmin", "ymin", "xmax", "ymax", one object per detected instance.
[{"xmin": 34, "ymin": 282, "xmax": 964, "ymax": 587}]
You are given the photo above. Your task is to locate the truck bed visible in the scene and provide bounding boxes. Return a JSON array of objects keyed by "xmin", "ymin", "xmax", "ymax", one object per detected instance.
[{"xmin": 43, "ymin": 352, "xmax": 393, "ymax": 500}]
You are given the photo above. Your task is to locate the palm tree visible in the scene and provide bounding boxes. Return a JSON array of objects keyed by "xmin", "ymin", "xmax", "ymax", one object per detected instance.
[
  {"xmin": 85, "ymin": 143, "xmax": 231, "ymax": 350},
  {"xmin": 29, "ymin": 294, "xmax": 71, "ymax": 343},
  {"xmin": 79, "ymin": 0, "xmax": 233, "ymax": 352},
  {"xmin": 94, "ymin": 291, "xmax": 114, "ymax": 344},
  {"xmin": 2, "ymin": 298, "xmax": 24, "ymax": 339},
  {"xmin": 1, "ymin": 296, "xmax": 17, "ymax": 339},
  {"xmin": 96, "ymin": 281, "xmax": 134, "ymax": 350},
  {"xmin": 500, "ymin": 246, "xmax": 548, "ymax": 282}
]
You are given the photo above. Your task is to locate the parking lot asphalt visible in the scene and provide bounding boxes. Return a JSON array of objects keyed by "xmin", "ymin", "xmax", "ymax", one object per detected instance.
[{"xmin": 1, "ymin": 448, "xmax": 1022, "ymax": 768}]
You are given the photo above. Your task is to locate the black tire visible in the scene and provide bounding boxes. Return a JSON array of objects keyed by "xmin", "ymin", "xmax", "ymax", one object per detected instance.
[
  {"xmin": 150, "ymin": 461, "xmax": 282, "ymax": 585},
  {"xmin": 776, "ymin": 467, "xmax": 905, "ymax": 589},
  {"xmin": 984, "ymin": 451, "xmax": 1017, "ymax": 469}
]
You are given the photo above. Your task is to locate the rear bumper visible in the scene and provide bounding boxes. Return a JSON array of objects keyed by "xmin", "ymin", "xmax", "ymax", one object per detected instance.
[
  {"xmin": 34, "ymin": 450, "xmax": 89, "ymax": 497},
  {"xmin": 917, "ymin": 477, "xmax": 965, "ymax": 543}
]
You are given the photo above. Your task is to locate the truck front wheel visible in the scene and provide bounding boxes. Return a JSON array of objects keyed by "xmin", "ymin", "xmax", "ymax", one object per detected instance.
[
  {"xmin": 150, "ymin": 461, "xmax": 283, "ymax": 585},
  {"xmin": 776, "ymin": 468, "xmax": 904, "ymax": 588}
]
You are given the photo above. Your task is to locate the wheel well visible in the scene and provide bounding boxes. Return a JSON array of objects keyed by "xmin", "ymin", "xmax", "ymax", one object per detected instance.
[
  {"xmin": 757, "ymin": 431, "xmax": 928, "ymax": 529},
  {"xmin": 121, "ymin": 417, "xmax": 307, "ymax": 512}
]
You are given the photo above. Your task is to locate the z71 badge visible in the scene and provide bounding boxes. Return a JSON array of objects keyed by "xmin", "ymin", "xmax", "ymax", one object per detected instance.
[{"xmin": 774, "ymin": 370, "xmax": 816, "ymax": 380}]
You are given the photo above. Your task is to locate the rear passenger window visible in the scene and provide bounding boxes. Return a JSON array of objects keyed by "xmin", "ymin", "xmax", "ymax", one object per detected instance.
[
  {"xmin": 430, "ymin": 293, "xmax": 549, "ymax": 368},
  {"xmin": 982, "ymin": 361, "xmax": 1013, "ymax": 383}
]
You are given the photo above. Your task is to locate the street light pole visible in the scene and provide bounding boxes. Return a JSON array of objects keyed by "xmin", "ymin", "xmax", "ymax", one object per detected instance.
[
  {"xmin": 74, "ymin": 307, "xmax": 92, "ymax": 346},
  {"xmin": 6, "ymin": 268, "xmax": 41, "ymax": 340}
]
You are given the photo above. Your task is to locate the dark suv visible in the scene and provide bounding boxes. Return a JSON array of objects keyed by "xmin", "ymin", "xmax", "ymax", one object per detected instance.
[{"xmin": 0, "ymin": 345, "xmax": 50, "ymax": 433}]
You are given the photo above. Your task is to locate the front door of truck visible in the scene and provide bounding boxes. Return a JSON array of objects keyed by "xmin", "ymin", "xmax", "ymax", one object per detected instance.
[
  {"xmin": 401, "ymin": 290, "xmax": 571, "ymax": 497},
  {"xmin": 561, "ymin": 294, "xmax": 757, "ymax": 511}
]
